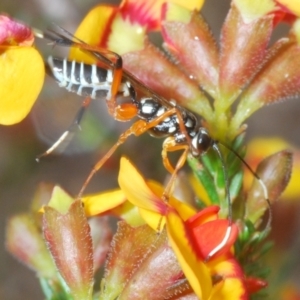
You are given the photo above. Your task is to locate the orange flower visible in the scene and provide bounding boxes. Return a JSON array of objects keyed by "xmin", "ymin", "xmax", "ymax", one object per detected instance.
[
  {"xmin": 82, "ymin": 157, "xmax": 251, "ymax": 299},
  {"xmin": 0, "ymin": 15, "xmax": 44, "ymax": 125}
]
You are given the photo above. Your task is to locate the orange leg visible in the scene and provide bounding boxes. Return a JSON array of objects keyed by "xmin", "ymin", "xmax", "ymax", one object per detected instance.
[
  {"xmin": 154, "ymin": 140, "xmax": 189, "ymax": 233},
  {"xmin": 77, "ymin": 107, "xmax": 190, "ymax": 198},
  {"xmin": 161, "ymin": 137, "xmax": 190, "ymax": 201},
  {"xmin": 40, "ymin": 30, "xmax": 196, "ymax": 201},
  {"xmin": 62, "ymin": 43, "xmax": 197, "ymax": 200},
  {"xmin": 77, "ymin": 119, "xmax": 146, "ymax": 198},
  {"xmin": 45, "ymin": 32, "xmax": 194, "ymax": 147}
]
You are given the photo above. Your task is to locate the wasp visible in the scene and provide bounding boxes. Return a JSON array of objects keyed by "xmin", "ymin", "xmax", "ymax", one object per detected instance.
[{"xmin": 35, "ymin": 28, "xmax": 270, "ymax": 258}]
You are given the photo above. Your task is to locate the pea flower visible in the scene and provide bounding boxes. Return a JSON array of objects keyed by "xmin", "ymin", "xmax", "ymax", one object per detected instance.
[
  {"xmin": 82, "ymin": 156, "xmax": 268, "ymax": 299},
  {"xmin": 0, "ymin": 15, "xmax": 44, "ymax": 125}
]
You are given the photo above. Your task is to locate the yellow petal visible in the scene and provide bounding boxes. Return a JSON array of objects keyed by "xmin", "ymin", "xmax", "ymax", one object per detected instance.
[
  {"xmin": 209, "ymin": 278, "xmax": 247, "ymax": 300},
  {"xmin": 292, "ymin": 19, "xmax": 300, "ymax": 45},
  {"xmin": 208, "ymin": 256, "xmax": 239, "ymax": 276},
  {"xmin": 82, "ymin": 189, "xmax": 126, "ymax": 216},
  {"xmin": 169, "ymin": 196, "xmax": 197, "ymax": 221},
  {"xmin": 207, "ymin": 257, "xmax": 247, "ymax": 299},
  {"xmin": 69, "ymin": 5, "xmax": 117, "ymax": 63},
  {"xmin": 138, "ymin": 207, "xmax": 166, "ymax": 231},
  {"xmin": 118, "ymin": 157, "xmax": 196, "ymax": 229},
  {"xmin": 118, "ymin": 157, "xmax": 167, "ymax": 214},
  {"xmin": 166, "ymin": 209, "xmax": 212, "ymax": 299},
  {"xmin": 83, "ymin": 189, "xmax": 146, "ymax": 227},
  {"xmin": 0, "ymin": 46, "xmax": 44, "ymax": 125}
]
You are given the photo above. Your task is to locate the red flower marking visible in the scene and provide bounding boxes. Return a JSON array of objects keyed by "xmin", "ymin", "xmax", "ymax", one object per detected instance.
[
  {"xmin": 185, "ymin": 206, "xmax": 238, "ymax": 260},
  {"xmin": 0, "ymin": 15, "xmax": 33, "ymax": 46}
]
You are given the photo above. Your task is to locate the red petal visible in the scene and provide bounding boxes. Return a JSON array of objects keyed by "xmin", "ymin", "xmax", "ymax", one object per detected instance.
[
  {"xmin": 119, "ymin": 0, "xmax": 204, "ymax": 31},
  {"xmin": 120, "ymin": 0, "xmax": 163, "ymax": 30},
  {"xmin": 0, "ymin": 15, "xmax": 34, "ymax": 46},
  {"xmin": 273, "ymin": 9, "xmax": 296, "ymax": 26},
  {"xmin": 190, "ymin": 219, "xmax": 238, "ymax": 259},
  {"xmin": 185, "ymin": 205, "xmax": 220, "ymax": 228}
]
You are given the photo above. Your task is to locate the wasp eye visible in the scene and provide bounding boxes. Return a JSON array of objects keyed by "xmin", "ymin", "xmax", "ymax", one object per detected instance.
[{"xmin": 191, "ymin": 128, "xmax": 212, "ymax": 157}]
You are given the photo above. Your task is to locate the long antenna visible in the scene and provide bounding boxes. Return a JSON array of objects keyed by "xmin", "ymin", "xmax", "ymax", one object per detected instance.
[{"xmin": 220, "ymin": 142, "xmax": 272, "ymax": 231}]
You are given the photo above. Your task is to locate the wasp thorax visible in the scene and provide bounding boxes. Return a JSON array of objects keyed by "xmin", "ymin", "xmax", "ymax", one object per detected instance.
[{"xmin": 190, "ymin": 128, "xmax": 213, "ymax": 157}]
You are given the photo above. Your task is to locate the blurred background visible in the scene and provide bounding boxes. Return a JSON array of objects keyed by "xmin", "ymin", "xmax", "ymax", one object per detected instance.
[{"xmin": 1, "ymin": 0, "xmax": 300, "ymax": 299}]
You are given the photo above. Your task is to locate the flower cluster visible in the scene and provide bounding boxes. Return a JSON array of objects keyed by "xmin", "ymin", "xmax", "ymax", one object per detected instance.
[{"xmin": 3, "ymin": 0, "xmax": 300, "ymax": 299}]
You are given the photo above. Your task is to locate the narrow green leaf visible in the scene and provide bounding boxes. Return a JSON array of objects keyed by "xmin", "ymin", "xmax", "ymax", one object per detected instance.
[{"xmin": 188, "ymin": 156, "xmax": 220, "ymax": 205}]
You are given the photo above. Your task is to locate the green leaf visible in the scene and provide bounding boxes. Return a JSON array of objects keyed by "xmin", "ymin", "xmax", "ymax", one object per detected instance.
[
  {"xmin": 188, "ymin": 156, "xmax": 220, "ymax": 205},
  {"xmin": 230, "ymin": 170, "xmax": 243, "ymax": 200}
]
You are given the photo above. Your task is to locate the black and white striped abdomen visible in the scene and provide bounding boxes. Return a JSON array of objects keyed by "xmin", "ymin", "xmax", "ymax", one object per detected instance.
[{"xmin": 47, "ymin": 57, "xmax": 129, "ymax": 99}]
